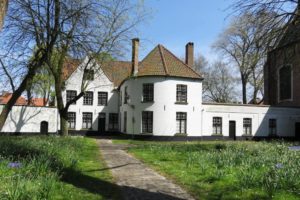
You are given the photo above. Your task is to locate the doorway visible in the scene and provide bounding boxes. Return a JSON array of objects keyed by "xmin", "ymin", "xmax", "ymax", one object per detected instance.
[
  {"xmin": 295, "ymin": 122, "xmax": 300, "ymax": 140},
  {"xmin": 40, "ymin": 121, "xmax": 48, "ymax": 135},
  {"xmin": 229, "ymin": 121, "xmax": 236, "ymax": 140},
  {"xmin": 98, "ymin": 113, "xmax": 106, "ymax": 134}
]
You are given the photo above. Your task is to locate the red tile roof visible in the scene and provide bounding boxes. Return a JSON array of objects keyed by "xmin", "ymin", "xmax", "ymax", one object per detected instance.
[
  {"xmin": 0, "ymin": 93, "xmax": 27, "ymax": 105},
  {"xmin": 63, "ymin": 44, "xmax": 203, "ymax": 87},
  {"xmin": 29, "ymin": 98, "xmax": 48, "ymax": 107}
]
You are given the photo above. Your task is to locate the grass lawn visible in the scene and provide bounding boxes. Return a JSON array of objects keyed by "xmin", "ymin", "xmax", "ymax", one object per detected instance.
[
  {"xmin": 0, "ymin": 136, "xmax": 120, "ymax": 200},
  {"xmin": 114, "ymin": 140, "xmax": 300, "ymax": 200}
]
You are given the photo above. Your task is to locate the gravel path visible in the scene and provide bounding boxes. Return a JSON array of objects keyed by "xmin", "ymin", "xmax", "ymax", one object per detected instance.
[{"xmin": 97, "ymin": 139, "xmax": 194, "ymax": 200}]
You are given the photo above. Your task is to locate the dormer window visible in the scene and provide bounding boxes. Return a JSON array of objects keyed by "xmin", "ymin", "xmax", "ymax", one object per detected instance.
[
  {"xmin": 83, "ymin": 69, "xmax": 94, "ymax": 81},
  {"xmin": 279, "ymin": 65, "xmax": 292, "ymax": 101}
]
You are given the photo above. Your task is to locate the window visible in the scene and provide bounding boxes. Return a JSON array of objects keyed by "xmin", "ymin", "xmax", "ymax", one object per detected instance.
[
  {"xmin": 98, "ymin": 92, "xmax": 108, "ymax": 106},
  {"xmin": 176, "ymin": 112, "xmax": 187, "ymax": 134},
  {"xmin": 109, "ymin": 113, "xmax": 119, "ymax": 131},
  {"xmin": 243, "ymin": 118, "xmax": 252, "ymax": 135},
  {"xmin": 279, "ymin": 65, "xmax": 292, "ymax": 100},
  {"xmin": 213, "ymin": 117, "xmax": 222, "ymax": 135},
  {"xmin": 176, "ymin": 84, "xmax": 187, "ymax": 103},
  {"xmin": 66, "ymin": 90, "xmax": 77, "ymax": 105},
  {"xmin": 82, "ymin": 112, "xmax": 92, "ymax": 129},
  {"xmin": 142, "ymin": 111, "xmax": 153, "ymax": 133},
  {"xmin": 123, "ymin": 111, "xmax": 127, "ymax": 132},
  {"xmin": 83, "ymin": 91, "xmax": 93, "ymax": 105},
  {"xmin": 83, "ymin": 69, "xmax": 94, "ymax": 81},
  {"xmin": 143, "ymin": 83, "xmax": 154, "ymax": 102},
  {"xmin": 124, "ymin": 86, "xmax": 128, "ymax": 104},
  {"xmin": 67, "ymin": 112, "xmax": 76, "ymax": 129},
  {"xmin": 269, "ymin": 119, "xmax": 277, "ymax": 136}
]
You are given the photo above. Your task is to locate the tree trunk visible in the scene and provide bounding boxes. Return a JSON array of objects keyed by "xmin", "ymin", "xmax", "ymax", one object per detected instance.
[
  {"xmin": 54, "ymin": 77, "xmax": 68, "ymax": 136},
  {"xmin": 0, "ymin": 67, "xmax": 35, "ymax": 131},
  {"xmin": 241, "ymin": 77, "xmax": 247, "ymax": 104},
  {"xmin": 60, "ymin": 110, "xmax": 69, "ymax": 136}
]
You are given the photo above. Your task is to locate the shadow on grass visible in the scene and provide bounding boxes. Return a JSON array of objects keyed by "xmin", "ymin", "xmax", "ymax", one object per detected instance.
[{"xmin": 0, "ymin": 138, "xmax": 186, "ymax": 200}]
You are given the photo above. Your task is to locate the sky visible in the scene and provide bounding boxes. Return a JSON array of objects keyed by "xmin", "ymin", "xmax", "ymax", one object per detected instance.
[{"xmin": 133, "ymin": 0, "xmax": 236, "ymax": 62}]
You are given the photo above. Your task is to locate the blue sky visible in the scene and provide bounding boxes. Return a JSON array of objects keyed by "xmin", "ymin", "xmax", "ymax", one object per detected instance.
[{"xmin": 134, "ymin": 0, "xmax": 235, "ymax": 62}]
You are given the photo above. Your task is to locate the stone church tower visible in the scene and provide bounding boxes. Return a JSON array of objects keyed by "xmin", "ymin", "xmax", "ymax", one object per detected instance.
[{"xmin": 0, "ymin": 0, "xmax": 8, "ymax": 29}]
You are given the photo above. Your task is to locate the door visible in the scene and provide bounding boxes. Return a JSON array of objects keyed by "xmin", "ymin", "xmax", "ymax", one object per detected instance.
[
  {"xmin": 40, "ymin": 121, "xmax": 48, "ymax": 135},
  {"xmin": 98, "ymin": 113, "xmax": 106, "ymax": 134},
  {"xmin": 229, "ymin": 121, "xmax": 236, "ymax": 140},
  {"xmin": 295, "ymin": 123, "xmax": 300, "ymax": 140}
]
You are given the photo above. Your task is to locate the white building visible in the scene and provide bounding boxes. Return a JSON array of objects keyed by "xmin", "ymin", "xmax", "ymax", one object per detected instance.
[{"xmin": 1, "ymin": 38, "xmax": 300, "ymax": 139}]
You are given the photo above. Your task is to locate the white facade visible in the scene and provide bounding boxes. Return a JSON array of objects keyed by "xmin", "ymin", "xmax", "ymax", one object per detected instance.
[
  {"xmin": 62, "ymin": 59, "xmax": 119, "ymax": 132},
  {"xmin": 0, "ymin": 105, "xmax": 58, "ymax": 133},
  {"xmin": 120, "ymin": 77, "xmax": 202, "ymax": 136},
  {"xmin": 1, "ymin": 43, "xmax": 300, "ymax": 139},
  {"xmin": 202, "ymin": 104, "xmax": 300, "ymax": 138}
]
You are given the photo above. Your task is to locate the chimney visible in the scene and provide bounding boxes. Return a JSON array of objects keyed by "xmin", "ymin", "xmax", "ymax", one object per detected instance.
[
  {"xmin": 185, "ymin": 42, "xmax": 194, "ymax": 67},
  {"xmin": 132, "ymin": 38, "xmax": 139, "ymax": 76}
]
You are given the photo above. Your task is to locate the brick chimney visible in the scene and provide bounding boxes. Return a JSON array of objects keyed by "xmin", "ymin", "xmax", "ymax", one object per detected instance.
[
  {"xmin": 185, "ymin": 42, "xmax": 194, "ymax": 67},
  {"xmin": 132, "ymin": 38, "xmax": 139, "ymax": 76}
]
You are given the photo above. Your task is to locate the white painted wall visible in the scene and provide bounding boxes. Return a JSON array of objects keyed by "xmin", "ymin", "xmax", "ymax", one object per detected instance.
[
  {"xmin": 202, "ymin": 104, "xmax": 300, "ymax": 137},
  {"xmin": 0, "ymin": 105, "xmax": 58, "ymax": 133},
  {"xmin": 120, "ymin": 76, "xmax": 203, "ymax": 136},
  {"xmin": 62, "ymin": 58, "xmax": 119, "ymax": 131}
]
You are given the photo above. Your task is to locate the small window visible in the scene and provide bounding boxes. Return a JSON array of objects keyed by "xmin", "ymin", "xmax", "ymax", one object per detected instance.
[
  {"xmin": 123, "ymin": 111, "xmax": 127, "ymax": 132},
  {"xmin": 66, "ymin": 90, "xmax": 77, "ymax": 105},
  {"xmin": 68, "ymin": 112, "xmax": 76, "ymax": 129},
  {"xmin": 83, "ymin": 91, "xmax": 93, "ymax": 105},
  {"xmin": 142, "ymin": 111, "xmax": 153, "ymax": 133},
  {"xmin": 176, "ymin": 84, "xmax": 187, "ymax": 103},
  {"xmin": 143, "ymin": 83, "xmax": 154, "ymax": 102},
  {"xmin": 279, "ymin": 65, "xmax": 292, "ymax": 100},
  {"xmin": 83, "ymin": 69, "xmax": 94, "ymax": 81},
  {"xmin": 176, "ymin": 112, "xmax": 187, "ymax": 134},
  {"xmin": 269, "ymin": 119, "xmax": 277, "ymax": 136},
  {"xmin": 243, "ymin": 118, "xmax": 252, "ymax": 135},
  {"xmin": 124, "ymin": 86, "xmax": 128, "ymax": 104},
  {"xmin": 109, "ymin": 113, "xmax": 119, "ymax": 131},
  {"xmin": 82, "ymin": 112, "xmax": 93, "ymax": 129},
  {"xmin": 213, "ymin": 117, "xmax": 222, "ymax": 135},
  {"xmin": 98, "ymin": 92, "xmax": 108, "ymax": 106}
]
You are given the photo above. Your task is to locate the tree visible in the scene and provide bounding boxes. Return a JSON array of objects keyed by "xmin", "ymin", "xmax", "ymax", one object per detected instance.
[
  {"xmin": 0, "ymin": 0, "xmax": 61, "ymax": 131},
  {"xmin": 45, "ymin": 0, "xmax": 146, "ymax": 136},
  {"xmin": 213, "ymin": 11, "xmax": 281, "ymax": 104},
  {"xmin": 203, "ymin": 61, "xmax": 237, "ymax": 103}
]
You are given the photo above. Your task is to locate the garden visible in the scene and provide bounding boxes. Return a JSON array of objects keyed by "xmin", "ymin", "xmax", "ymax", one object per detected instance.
[
  {"xmin": 117, "ymin": 140, "xmax": 300, "ymax": 200},
  {"xmin": 0, "ymin": 136, "xmax": 119, "ymax": 200}
]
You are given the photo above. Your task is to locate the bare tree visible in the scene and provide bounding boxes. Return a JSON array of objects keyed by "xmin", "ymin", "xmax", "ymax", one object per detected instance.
[
  {"xmin": 213, "ymin": 11, "xmax": 281, "ymax": 104},
  {"xmin": 203, "ymin": 61, "xmax": 237, "ymax": 103},
  {"xmin": 0, "ymin": 0, "xmax": 61, "ymax": 131},
  {"xmin": 46, "ymin": 0, "xmax": 146, "ymax": 136}
]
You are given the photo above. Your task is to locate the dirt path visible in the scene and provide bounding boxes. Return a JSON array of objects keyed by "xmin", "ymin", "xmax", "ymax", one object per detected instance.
[{"xmin": 97, "ymin": 139, "xmax": 194, "ymax": 200}]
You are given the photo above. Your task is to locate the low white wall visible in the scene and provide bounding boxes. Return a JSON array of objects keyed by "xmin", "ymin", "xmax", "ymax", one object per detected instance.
[
  {"xmin": 202, "ymin": 104, "xmax": 300, "ymax": 137},
  {"xmin": 0, "ymin": 105, "xmax": 58, "ymax": 133}
]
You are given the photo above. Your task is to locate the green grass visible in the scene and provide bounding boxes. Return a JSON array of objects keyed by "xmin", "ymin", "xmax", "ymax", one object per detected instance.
[
  {"xmin": 115, "ymin": 140, "xmax": 300, "ymax": 200},
  {"xmin": 0, "ymin": 136, "xmax": 119, "ymax": 200}
]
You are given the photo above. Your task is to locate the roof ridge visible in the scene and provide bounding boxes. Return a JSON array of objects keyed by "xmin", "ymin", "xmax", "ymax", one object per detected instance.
[
  {"xmin": 160, "ymin": 45, "xmax": 202, "ymax": 78},
  {"xmin": 158, "ymin": 44, "xmax": 169, "ymax": 75}
]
